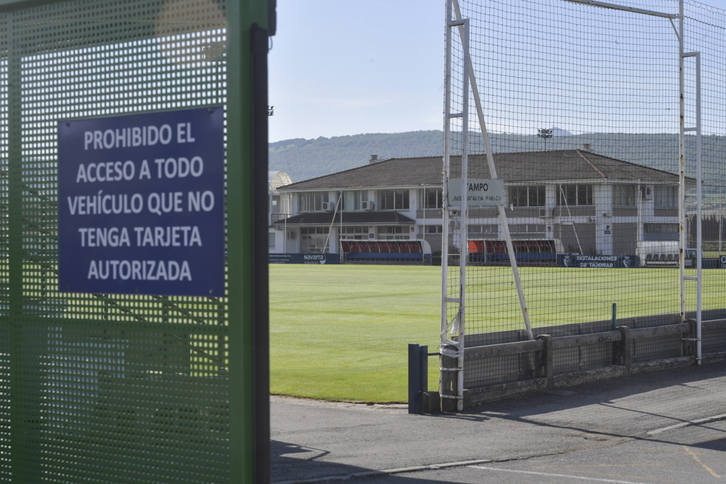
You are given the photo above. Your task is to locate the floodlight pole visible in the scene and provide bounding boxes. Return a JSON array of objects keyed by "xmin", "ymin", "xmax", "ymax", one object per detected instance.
[{"xmin": 538, "ymin": 128, "xmax": 553, "ymax": 150}]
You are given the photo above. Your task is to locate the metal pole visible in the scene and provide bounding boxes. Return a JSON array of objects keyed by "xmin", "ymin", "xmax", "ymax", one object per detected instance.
[
  {"xmin": 456, "ymin": 17, "xmax": 470, "ymax": 412},
  {"xmin": 440, "ymin": 0, "xmax": 456, "ymax": 412},
  {"xmin": 452, "ymin": 0, "xmax": 533, "ymax": 340},
  {"xmin": 695, "ymin": 51, "xmax": 703, "ymax": 365},
  {"xmin": 442, "ymin": 0, "xmax": 453, "ymax": 351},
  {"xmin": 677, "ymin": 0, "xmax": 703, "ymax": 365},
  {"xmin": 564, "ymin": 0, "xmax": 677, "ymax": 19},
  {"xmin": 408, "ymin": 344, "xmax": 428, "ymax": 414},
  {"xmin": 422, "ymin": 185, "xmax": 429, "ymax": 264},
  {"xmin": 678, "ymin": 0, "xmax": 686, "ymax": 323},
  {"xmin": 636, "ymin": 180, "xmax": 643, "ymax": 248},
  {"xmin": 441, "ymin": 0, "xmax": 470, "ymax": 412}
]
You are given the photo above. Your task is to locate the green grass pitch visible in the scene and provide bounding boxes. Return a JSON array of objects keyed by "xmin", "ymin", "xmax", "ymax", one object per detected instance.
[{"xmin": 270, "ymin": 264, "xmax": 725, "ymax": 403}]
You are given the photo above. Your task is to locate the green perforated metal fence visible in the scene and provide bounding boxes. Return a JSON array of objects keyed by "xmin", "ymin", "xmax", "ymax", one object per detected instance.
[{"xmin": 0, "ymin": 0, "xmax": 269, "ymax": 482}]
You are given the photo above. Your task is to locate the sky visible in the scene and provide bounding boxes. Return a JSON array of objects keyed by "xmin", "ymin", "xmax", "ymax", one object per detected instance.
[{"xmin": 268, "ymin": 0, "xmax": 726, "ymax": 143}]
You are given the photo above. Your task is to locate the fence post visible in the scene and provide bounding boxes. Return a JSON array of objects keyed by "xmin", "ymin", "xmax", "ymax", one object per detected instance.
[
  {"xmin": 439, "ymin": 344, "xmax": 461, "ymax": 412},
  {"xmin": 408, "ymin": 344, "xmax": 428, "ymax": 414},
  {"xmin": 536, "ymin": 334, "xmax": 553, "ymax": 387},
  {"xmin": 682, "ymin": 318, "xmax": 697, "ymax": 357},
  {"xmin": 614, "ymin": 326, "xmax": 632, "ymax": 374}
]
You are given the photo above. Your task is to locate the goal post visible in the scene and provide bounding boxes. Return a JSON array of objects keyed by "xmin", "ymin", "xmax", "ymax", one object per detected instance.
[{"xmin": 441, "ymin": 0, "xmax": 720, "ymax": 410}]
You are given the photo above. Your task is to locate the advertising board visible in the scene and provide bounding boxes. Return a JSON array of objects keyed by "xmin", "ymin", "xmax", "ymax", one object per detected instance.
[
  {"xmin": 269, "ymin": 253, "xmax": 341, "ymax": 264},
  {"xmin": 559, "ymin": 255, "xmax": 639, "ymax": 268}
]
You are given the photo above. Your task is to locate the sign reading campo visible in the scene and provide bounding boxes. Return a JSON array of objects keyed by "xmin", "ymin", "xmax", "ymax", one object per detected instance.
[
  {"xmin": 58, "ymin": 107, "xmax": 225, "ymax": 296},
  {"xmin": 447, "ymin": 178, "xmax": 504, "ymax": 207}
]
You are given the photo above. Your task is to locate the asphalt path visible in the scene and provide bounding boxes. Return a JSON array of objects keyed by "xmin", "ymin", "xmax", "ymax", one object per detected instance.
[{"xmin": 271, "ymin": 363, "xmax": 726, "ymax": 483}]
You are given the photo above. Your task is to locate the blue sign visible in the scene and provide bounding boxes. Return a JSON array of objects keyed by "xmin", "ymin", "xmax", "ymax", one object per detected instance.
[
  {"xmin": 558, "ymin": 254, "xmax": 638, "ymax": 268},
  {"xmin": 269, "ymin": 253, "xmax": 340, "ymax": 264},
  {"xmin": 58, "ymin": 107, "xmax": 225, "ymax": 296}
]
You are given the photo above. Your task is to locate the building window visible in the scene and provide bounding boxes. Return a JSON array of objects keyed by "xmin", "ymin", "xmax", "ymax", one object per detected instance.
[
  {"xmin": 300, "ymin": 227, "xmax": 329, "ymax": 253},
  {"xmin": 269, "ymin": 195, "xmax": 281, "ymax": 212},
  {"xmin": 422, "ymin": 188, "xmax": 443, "ymax": 209},
  {"xmin": 654, "ymin": 186, "xmax": 677, "ymax": 208},
  {"xmin": 378, "ymin": 226, "xmax": 409, "ymax": 240},
  {"xmin": 613, "ymin": 185, "xmax": 636, "ymax": 207},
  {"xmin": 509, "ymin": 224, "xmax": 546, "ymax": 235},
  {"xmin": 342, "ymin": 191, "xmax": 368, "ymax": 211},
  {"xmin": 509, "ymin": 186, "xmax": 545, "ymax": 207},
  {"xmin": 425, "ymin": 225, "xmax": 443, "ymax": 234},
  {"xmin": 379, "ymin": 189, "xmax": 409, "ymax": 210},
  {"xmin": 558, "ymin": 184, "xmax": 592, "ymax": 206},
  {"xmin": 268, "ymin": 232, "xmax": 275, "ymax": 248},
  {"xmin": 299, "ymin": 192, "xmax": 329, "ymax": 212},
  {"xmin": 468, "ymin": 224, "xmax": 497, "ymax": 235},
  {"xmin": 340, "ymin": 226, "xmax": 369, "ymax": 239}
]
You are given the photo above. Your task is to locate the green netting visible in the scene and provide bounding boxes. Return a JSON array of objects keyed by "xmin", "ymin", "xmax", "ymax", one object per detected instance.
[{"xmin": 0, "ymin": 0, "xmax": 248, "ymax": 482}]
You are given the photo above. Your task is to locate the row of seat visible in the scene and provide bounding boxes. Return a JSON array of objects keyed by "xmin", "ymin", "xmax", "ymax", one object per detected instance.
[
  {"xmin": 341, "ymin": 241, "xmax": 423, "ymax": 254},
  {"xmin": 645, "ymin": 253, "xmax": 677, "ymax": 261},
  {"xmin": 468, "ymin": 239, "xmax": 558, "ymax": 254}
]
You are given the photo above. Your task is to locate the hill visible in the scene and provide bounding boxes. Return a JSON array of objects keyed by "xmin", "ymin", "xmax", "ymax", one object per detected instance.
[
  {"xmin": 269, "ymin": 131, "xmax": 726, "ymax": 196},
  {"xmin": 269, "ymin": 131, "xmax": 443, "ymax": 181}
]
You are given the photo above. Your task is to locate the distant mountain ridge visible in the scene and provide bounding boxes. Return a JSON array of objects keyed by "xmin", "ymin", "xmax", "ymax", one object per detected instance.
[
  {"xmin": 269, "ymin": 131, "xmax": 443, "ymax": 182},
  {"xmin": 269, "ymin": 131, "xmax": 726, "ymax": 194}
]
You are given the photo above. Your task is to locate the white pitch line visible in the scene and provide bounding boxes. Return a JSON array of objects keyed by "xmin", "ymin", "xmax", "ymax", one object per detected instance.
[
  {"xmin": 470, "ymin": 465, "xmax": 647, "ymax": 484},
  {"xmin": 646, "ymin": 413, "xmax": 726, "ymax": 435}
]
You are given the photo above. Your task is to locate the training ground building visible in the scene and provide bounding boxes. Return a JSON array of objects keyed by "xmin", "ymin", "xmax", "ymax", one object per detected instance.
[{"xmin": 270, "ymin": 149, "xmax": 686, "ymax": 263}]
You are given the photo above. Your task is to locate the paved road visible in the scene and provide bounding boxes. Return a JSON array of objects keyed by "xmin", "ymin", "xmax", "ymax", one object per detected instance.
[{"xmin": 271, "ymin": 363, "xmax": 726, "ymax": 483}]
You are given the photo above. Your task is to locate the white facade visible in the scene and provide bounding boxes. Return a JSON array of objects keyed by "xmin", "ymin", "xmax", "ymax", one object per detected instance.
[
  {"xmin": 271, "ymin": 152, "xmax": 684, "ymax": 257},
  {"xmin": 275, "ymin": 182, "xmax": 681, "ymax": 257}
]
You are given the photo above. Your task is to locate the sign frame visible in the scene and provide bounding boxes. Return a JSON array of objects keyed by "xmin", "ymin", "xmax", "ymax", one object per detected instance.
[{"xmin": 0, "ymin": 1, "xmax": 272, "ymax": 483}]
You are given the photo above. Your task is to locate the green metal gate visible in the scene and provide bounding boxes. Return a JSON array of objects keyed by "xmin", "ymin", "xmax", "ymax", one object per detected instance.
[{"xmin": 0, "ymin": 0, "xmax": 270, "ymax": 482}]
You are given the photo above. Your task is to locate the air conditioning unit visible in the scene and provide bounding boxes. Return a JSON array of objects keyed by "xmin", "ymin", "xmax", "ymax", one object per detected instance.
[
  {"xmin": 603, "ymin": 212, "xmax": 612, "ymax": 218},
  {"xmin": 361, "ymin": 200, "xmax": 374, "ymax": 211},
  {"xmin": 287, "ymin": 231, "xmax": 296, "ymax": 239},
  {"xmin": 321, "ymin": 201, "xmax": 333, "ymax": 212},
  {"xmin": 643, "ymin": 187, "xmax": 653, "ymax": 200},
  {"xmin": 539, "ymin": 208, "xmax": 554, "ymax": 218},
  {"xmin": 588, "ymin": 216, "xmax": 597, "ymax": 223}
]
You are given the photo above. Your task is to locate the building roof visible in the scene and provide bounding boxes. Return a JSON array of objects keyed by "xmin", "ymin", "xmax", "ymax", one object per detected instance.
[
  {"xmin": 280, "ymin": 211, "xmax": 415, "ymax": 227},
  {"xmin": 277, "ymin": 150, "xmax": 685, "ymax": 191}
]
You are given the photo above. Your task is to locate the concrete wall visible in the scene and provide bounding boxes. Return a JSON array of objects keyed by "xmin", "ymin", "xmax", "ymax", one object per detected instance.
[{"xmin": 463, "ymin": 309, "xmax": 726, "ymax": 391}]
